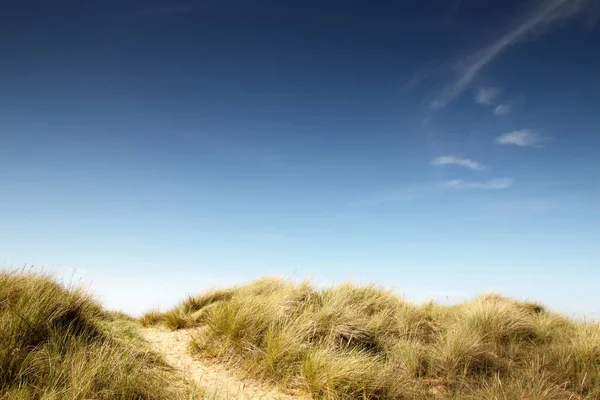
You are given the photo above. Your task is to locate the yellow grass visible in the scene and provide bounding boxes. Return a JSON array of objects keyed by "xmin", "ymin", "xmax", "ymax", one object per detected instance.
[
  {"xmin": 145, "ymin": 278, "xmax": 600, "ymax": 399},
  {"xmin": 0, "ymin": 270, "xmax": 198, "ymax": 400}
]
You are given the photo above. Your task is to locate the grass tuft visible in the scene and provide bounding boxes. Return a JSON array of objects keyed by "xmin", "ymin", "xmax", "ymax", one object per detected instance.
[
  {"xmin": 156, "ymin": 277, "xmax": 600, "ymax": 399},
  {"xmin": 0, "ymin": 269, "xmax": 198, "ymax": 399}
]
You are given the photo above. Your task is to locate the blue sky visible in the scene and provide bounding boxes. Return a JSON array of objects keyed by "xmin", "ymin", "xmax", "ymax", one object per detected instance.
[{"xmin": 1, "ymin": 0, "xmax": 599, "ymax": 316}]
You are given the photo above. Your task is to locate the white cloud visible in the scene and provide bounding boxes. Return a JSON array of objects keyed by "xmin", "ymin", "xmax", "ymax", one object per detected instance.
[
  {"xmin": 493, "ymin": 104, "xmax": 512, "ymax": 116},
  {"xmin": 430, "ymin": 0, "xmax": 593, "ymax": 108},
  {"xmin": 446, "ymin": 178, "xmax": 513, "ymax": 189},
  {"xmin": 496, "ymin": 129, "xmax": 546, "ymax": 147},
  {"xmin": 475, "ymin": 87, "xmax": 502, "ymax": 105},
  {"xmin": 431, "ymin": 155, "xmax": 484, "ymax": 170}
]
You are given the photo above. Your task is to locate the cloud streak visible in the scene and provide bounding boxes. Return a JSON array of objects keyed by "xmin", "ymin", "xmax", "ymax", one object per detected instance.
[
  {"xmin": 431, "ymin": 0, "xmax": 593, "ymax": 108},
  {"xmin": 475, "ymin": 87, "xmax": 502, "ymax": 105},
  {"xmin": 493, "ymin": 104, "xmax": 512, "ymax": 116},
  {"xmin": 446, "ymin": 178, "xmax": 513, "ymax": 189},
  {"xmin": 355, "ymin": 177, "xmax": 512, "ymax": 206},
  {"xmin": 496, "ymin": 129, "xmax": 546, "ymax": 147},
  {"xmin": 432, "ymin": 155, "xmax": 484, "ymax": 170}
]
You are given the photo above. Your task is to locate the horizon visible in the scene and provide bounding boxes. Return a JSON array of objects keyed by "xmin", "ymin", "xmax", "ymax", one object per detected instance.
[
  {"xmin": 1, "ymin": 0, "xmax": 599, "ymax": 317},
  {"xmin": 7, "ymin": 265, "xmax": 599, "ymax": 319}
]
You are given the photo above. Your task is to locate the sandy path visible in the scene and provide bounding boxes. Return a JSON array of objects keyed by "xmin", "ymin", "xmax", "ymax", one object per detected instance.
[{"xmin": 141, "ymin": 327, "xmax": 307, "ymax": 400}]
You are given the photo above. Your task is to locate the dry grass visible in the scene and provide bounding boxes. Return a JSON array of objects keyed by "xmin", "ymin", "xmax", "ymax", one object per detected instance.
[
  {"xmin": 145, "ymin": 278, "xmax": 600, "ymax": 399},
  {"xmin": 0, "ymin": 269, "xmax": 200, "ymax": 400}
]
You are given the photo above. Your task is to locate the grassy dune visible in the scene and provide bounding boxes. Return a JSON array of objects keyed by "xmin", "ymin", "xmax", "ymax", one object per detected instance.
[
  {"xmin": 0, "ymin": 270, "xmax": 197, "ymax": 400},
  {"xmin": 144, "ymin": 278, "xmax": 600, "ymax": 399}
]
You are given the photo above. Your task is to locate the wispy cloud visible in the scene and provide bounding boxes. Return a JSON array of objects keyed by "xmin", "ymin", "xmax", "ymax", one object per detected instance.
[
  {"xmin": 446, "ymin": 178, "xmax": 513, "ymax": 189},
  {"xmin": 474, "ymin": 87, "xmax": 502, "ymax": 105},
  {"xmin": 430, "ymin": 0, "xmax": 593, "ymax": 108},
  {"xmin": 431, "ymin": 155, "xmax": 484, "ymax": 170},
  {"xmin": 354, "ymin": 176, "xmax": 511, "ymax": 206},
  {"xmin": 495, "ymin": 129, "xmax": 546, "ymax": 147},
  {"xmin": 493, "ymin": 104, "xmax": 512, "ymax": 116}
]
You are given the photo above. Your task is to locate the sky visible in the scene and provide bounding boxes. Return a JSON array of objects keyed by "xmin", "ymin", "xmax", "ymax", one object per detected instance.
[{"xmin": 1, "ymin": 0, "xmax": 599, "ymax": 316}]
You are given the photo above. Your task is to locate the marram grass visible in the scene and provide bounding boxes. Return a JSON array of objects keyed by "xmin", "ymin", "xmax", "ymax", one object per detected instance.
[
  {"xmin": 0, "ymin": 270, "xmax": 199, "ymax": 400},
  {"xmin": 145, "ymin": 278, "xmax": 600, "ymax": 399}
]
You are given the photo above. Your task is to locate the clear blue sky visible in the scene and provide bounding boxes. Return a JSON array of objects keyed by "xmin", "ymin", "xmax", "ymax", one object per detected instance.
[{"xmin": 1, "ymin": 0, "xmax": 599, "ymax": 316}]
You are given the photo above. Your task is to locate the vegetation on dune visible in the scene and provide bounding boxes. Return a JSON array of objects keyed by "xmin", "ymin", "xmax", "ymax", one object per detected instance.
[
  {"xmin": 145, "ymin": 278, "xmax": 600, "ymax": 399},
  {"xmin": 0, "ymin": 270, "xmax": 198, "ymax": 400}
]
